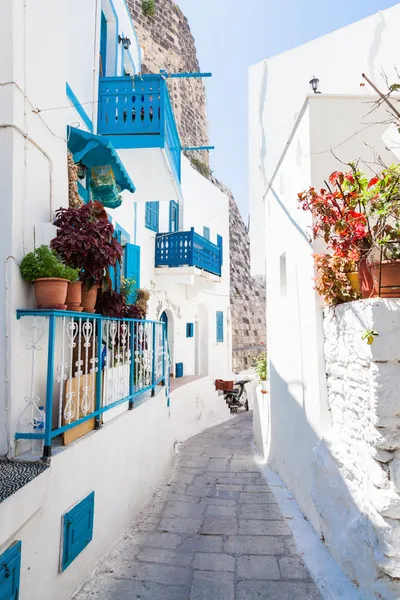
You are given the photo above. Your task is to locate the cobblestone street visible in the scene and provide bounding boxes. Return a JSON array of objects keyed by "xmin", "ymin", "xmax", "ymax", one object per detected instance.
[{"xmin": 74, "ymin": 413, "xmax": 322, "ymax": 599}]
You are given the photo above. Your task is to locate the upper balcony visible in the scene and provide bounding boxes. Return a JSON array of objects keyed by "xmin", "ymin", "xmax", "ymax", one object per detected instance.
[
  {"xmin": 98, "ymin": 75, "xmax": 181, "ymax": 202},
  {"xmin": 155, "ymin": 228, "xmax": 222, "ymax": 286}
]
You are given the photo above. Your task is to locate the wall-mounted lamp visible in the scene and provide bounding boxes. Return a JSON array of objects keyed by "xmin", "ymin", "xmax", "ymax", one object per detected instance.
[
  {"xmin": 309, "ymin": 76, "xmax": 321, "ymax": 94},
  {"xmin": 118, "ymin": 35, "xmax": 131, "ymax": 50},
  {"xmin": 76, "ymin": 162, "xmax": 88, "ymax": 180}
]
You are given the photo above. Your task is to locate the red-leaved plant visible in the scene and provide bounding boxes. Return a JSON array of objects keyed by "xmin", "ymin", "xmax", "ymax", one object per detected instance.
[
  {"xmin": 314, "ymin": 254, "xmax": 361, "ymax": 305},
  {"xmin": 51, "ymin": 202, "xmax": 122, "ymax": 291}
]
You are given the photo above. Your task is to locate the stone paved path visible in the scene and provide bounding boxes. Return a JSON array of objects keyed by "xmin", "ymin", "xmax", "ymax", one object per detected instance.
[{"xmin": 74, "ymin": 413, "xmax": 322, "ymax": 599}]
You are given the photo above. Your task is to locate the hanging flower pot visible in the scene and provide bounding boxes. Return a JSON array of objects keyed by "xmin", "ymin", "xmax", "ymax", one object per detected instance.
[
  {"xmin": 90, "ymin": 166, "xmax": 122, "ymax": 209},
  {"xmin": 82, "ymin": 284, "xmax": 99, "ymax": 313},
  {"xmin": 66, "ymin": 281, "xmax": 83, "ymax": 310}
]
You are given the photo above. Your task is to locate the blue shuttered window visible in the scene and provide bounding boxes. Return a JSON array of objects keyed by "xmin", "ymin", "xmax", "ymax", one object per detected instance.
[
  {"xmin": 145, "ymin": 201, "xmax": 159, "ymax": 232},
  {"xmin": 175, "ymin": 362, "xmax": 183, "ymax": 378},
  {"xmin": 124, "ymin": 243, "xmax": 140, "ymax": 303},
  {"xmin": 216, "ymin": 311, "xmax": 224, "ymax": 343},
  {"xmin": 109, "ymin": 230, "xmax": 122, "ymax": 291},
  {"xmin": 186, "ymin": 323, "xmax": 194, "ymax": 338},
  {"xmin": 100, "ymin": 12, "xmax": 108, "ymax": 76},
  {"xmin": 217, "ymin": 234, "xmax": 223, "ymax": 266},
  {"xmin": 62, "ymin": 492, "xmax": 95, "ymax": 572},
  {"xmin": 169, "ymin": 201, "xmax": 179, "ymax": 232},
  {"xmin": 203, "ymin": 226, "xmax": 210, "ymax": 240},
  {"xmin": 0, "ymin": 541, "xmax": 21, "ymax": 600}
]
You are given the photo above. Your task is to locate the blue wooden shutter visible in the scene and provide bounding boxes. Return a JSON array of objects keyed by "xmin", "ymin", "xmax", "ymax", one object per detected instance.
[
  {"xmin": 145, "ymin": 202, "xmax": 159, "ymax": 232},
  {"xmin": 124, "ymin": 243, "xmax": 140, "ymax": 303},
  {"xmin": 203, "ymin": 226, "xmax": 210, "ymax": 240},
  {"xmin": 62, "ymin": 492, "xmax": 95, "ymax": 571},
  {"xmin": 186, "ymin": 323, "xmax": 194, "ymax": 338},
  {"xmin": 0, "ymin": 541, "xmax": 21, "ymax": 600},
  {"xmin": 169, "ymin": 201, "xmax": 179, "ymax": 232},
  {"xmin": 109, "ymin": 229, "xmax": 122, "ymax": 291},
  {"xmin": 217, "ymin": 234, "xmax": 223, "ymax": 267},
  {"xmin": 100, "ymin": 12, "xmax": 107, "ymax": 76},
  {"xmin": 216, "ymin": 311, "xmax": 224, "ymax": 342}
]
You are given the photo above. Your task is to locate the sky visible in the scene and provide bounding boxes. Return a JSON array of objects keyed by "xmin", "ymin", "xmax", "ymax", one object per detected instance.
[{"xmin": 177, "ymin": 0, "xmax": 399, "ymax": 220}]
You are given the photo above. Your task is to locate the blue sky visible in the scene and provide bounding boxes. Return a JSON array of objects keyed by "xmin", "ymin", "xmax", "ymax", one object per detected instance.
[{"xmin": 177, "ymin": 0, "xmax": 399, "ymax": 219}]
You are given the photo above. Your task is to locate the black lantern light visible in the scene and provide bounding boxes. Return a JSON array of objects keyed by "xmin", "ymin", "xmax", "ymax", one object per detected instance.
[
  {"xmin": 76, "ymin": 162, "xmax": 88, "ymax": 180},
  {"xmin": 309, "ymin": 76, "xmax": 321, "ymax": 94},
  {"xmin": 118, "ymin": 35, "xmax": 131, "ymax": 50}
]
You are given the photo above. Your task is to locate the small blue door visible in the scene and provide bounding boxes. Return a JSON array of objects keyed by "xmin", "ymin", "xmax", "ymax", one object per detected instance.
[
  {"xmin": 160, "ymin": 311, "xmax": 168, "ymax": 339},
  {"xmin": 0, "ymin": 541, "xmax": 21, "ymax": 599},
  {"xmin": 124, "ymin": 243, "xmax": 141, "ymax": 303}
]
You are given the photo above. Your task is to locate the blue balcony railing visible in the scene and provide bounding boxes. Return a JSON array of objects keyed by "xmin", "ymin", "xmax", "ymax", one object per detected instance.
[
  {"xmin": 15, "ymin": 310, "xmax": 167, "ymax": 459},
  {"xmin": 155, "ymin": 229, "xmax": 222, "ymax": 277},
  {"xmin": 98, "ymin": 75, "xmax": 181, "ymax": 183}
]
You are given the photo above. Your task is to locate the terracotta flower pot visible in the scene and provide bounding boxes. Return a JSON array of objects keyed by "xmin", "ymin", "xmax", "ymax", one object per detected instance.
[
  {"xmin": 66, "ymin": 281, "xmax": 82, "ymax": 310},
  {"xmin": 82, "ymin": 284, "xmax": 99, "ymax": 313},
  {"xmin": 347, "ymin": 272, "xmax": 360, "ymax": 295},
  {"xmin": 358, "ymin": 258, "xmax": 375, "ymax": 299},
  {"xmin": 34, "ymin": 278, "xmax": 68, "ymax": 309},
  {"xmin": 260, "ymin": 380, "xmax": 269, "ymax": 394},
  {"xmin": 371, "ymin": 261, "xmax": 400, "ymax": 298}
]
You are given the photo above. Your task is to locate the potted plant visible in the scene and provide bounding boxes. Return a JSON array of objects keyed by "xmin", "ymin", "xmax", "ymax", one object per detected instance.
[
  {"xmin": 314, "ymin": 254, "xmax": 361, "ymax": 305},
  {"xmin": 20, "ymin": 245, "xmax": 79, "ymax": 309},
  {"xmin": 255, "ymin": 351, "xmax": 268, "ymax": 393},
  {"xmin": 50, "ymin": 202, "xmax": 122, "ymax": 313}
]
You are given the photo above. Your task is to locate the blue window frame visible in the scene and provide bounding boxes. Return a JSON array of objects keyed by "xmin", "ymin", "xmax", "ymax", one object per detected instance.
[
  {"xmin": 216, "ymin": 311, "xmax": 224, "ymax": 343},
  {"xmin": 145, "ymin": 201, "xmax": 159, "ymax": 232},
  {"xmin": 0, "ymin": 541, "xmax": 21, "ymax": 599},
  {"xmin": 100, "ymin": 12, "xmax": 108, "ymax": 76},
  {"xmin": 62, "ymin": 492, "xmax": 95, "ymax": 572},
  {"xmin": 203, "ymin": 226, "xmax": 210, "ymax": 241},
  {"xmin": 169, "ymin": 200, "xmax": 179, "ymax": 232},
  {"xmin": 186, "ymin": 323, "xmax": 194, "ymax": 338}
]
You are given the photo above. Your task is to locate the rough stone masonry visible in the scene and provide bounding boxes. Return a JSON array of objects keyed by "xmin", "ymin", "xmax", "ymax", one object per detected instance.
[{"xmin": 127, "ymin": 0, "xmax": 267, "ymax": 372}]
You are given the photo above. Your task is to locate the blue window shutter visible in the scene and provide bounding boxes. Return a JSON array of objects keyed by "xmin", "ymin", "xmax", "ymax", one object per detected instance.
[
  {"xmin": 216, "ymin": 311, "xmax": 224, "ymax": 342},
  {"xmin": 169, "ymin": 201, "xmax": 179, "ymax": 232},
  {"xmin": 0, "ymin": 541, "xmax": 21, "ymax": 600},
  {"xmin": 203, "ymin": 226, "xmax": 210, "ymax": 241},
  {"xmin": 217, "ymin": 234, "xmax": 223, "ymax": 267},
  {"xmin": 124, "ymin": 243, "xmax": 140, "ymax": 303},
  {"xmin": 109, "ymin": 230, "xmax": 122, "ymax": 291},
  {"xmin": 175, "ymin": 362, "xmax": 183, "ymax": 378},
  {"xmin": 186, "ymin": 323, "xmax": 194, "ymax": 338},
  {"xmin": 62, "ymin": 492, "xmax": 95, "ymax": 572},
  {"xmin": 100, "ymin": 12, "xmax": 107, "ymax": 76},
  {"xmin": 145, "ymin": 202, "xmax": 159, "ymax": 232}
]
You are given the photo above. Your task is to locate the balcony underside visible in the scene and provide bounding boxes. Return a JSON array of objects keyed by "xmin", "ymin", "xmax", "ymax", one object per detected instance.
[
  {"xmin": 115, "ymin": 145, "xmax": 181, "ymax": 202},
  {"xmin": 155, "ymin": 266, "xmax": 221, "ymax": 287}
]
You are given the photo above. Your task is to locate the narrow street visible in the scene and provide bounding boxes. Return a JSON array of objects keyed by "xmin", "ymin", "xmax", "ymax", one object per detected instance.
[{"xmin": 74, "ymin": 413, "xmax": 321, "ymax": 600}]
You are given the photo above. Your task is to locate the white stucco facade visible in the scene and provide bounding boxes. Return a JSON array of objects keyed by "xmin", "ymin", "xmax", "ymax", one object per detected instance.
[{"xmin": 248, "ymin": 3, "xmax": 400, "ymax": 539}]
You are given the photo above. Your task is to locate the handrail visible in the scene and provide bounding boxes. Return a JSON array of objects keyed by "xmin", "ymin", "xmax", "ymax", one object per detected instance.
[{"xmin": 155, "ymin": 229, "xmax": 222, "ymax": 277}]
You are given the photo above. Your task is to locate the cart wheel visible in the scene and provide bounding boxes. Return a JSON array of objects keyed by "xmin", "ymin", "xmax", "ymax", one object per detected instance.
[
  {"xmin": 245, "ymin": 400, "xmax": 249, "ymax": 411},
  {"xmin": 230, "ymin": 406, "xmax": 237, "ymax": 414}
]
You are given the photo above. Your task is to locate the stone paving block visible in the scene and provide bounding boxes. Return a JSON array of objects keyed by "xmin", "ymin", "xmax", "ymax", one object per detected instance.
[
  {"xmin": 237, "ymin": 581, "xmax": 322, "ymax": 600},
  {"xmin": 243, "ymin": 484, "xmax": 272, "ymax": 492},
  {"xmin": 132, "ymin": 532, "xmax": 182, "ymax": 549},
  {"xmin": 224, "ymin": 535, "xmax": 284, "ymax": 555},
  {"xmin": 284, "ymin": 536, "xmax": 303, "ymax": 556},
  {"xmin": 239, "ymin": 492, "xmax": 277, "ymax": 504},
  {"xmin": 279, "ymin": 556, "xmax": 312, "ymax": 579},
  {"xmin": 206, "ymin": 504, "xmax": 237, "ymax": 517},
  {"xmin": 193, "ymin": 552, "xmax": 235, "ymax": 572},
  {"xmin": 200, "ymin": 497, "xmax": 237, "ymax": 507},
  {"xmin": 136, "ymin": 548, "xmax": 193, "ymax": 567},
  {"xmin": 208, "ymin": 489, "xmax": 240, "ymax": 500},
  {"xmin": 240, "ymin": 503, "xmax": 283, "ymax": 520},
  {"xmin": 237, "ymin": 555, "xmax": 280, "ymax": 580},
  {"xmin": 215, "ymin": 483, "xmax": 243, "ymax": 492},
  {"xmin": 159, "ymin": 517, "xmax": 202, "ymax": 535},
  {"xmin": 164, "ymin": 501, "xmax": 206, "ymax": 519},
  {"xmin": 165, "ymin": 482, "xmax": 188, "ymax": 495},
  {"xmin": 162, "ymin": 493, "xmax": 200, "ymax": 504},
  {"xmin": 74, "ymin": 578, "xmax": 189, "ymax": 600},
  {"xmin": 179, "ymin": 534, "xmax": 223, "ymax": 553},
  {"xmin": 201, "ymin": 516, "xmax": 238, "ymax": 535},
  {"xmin": 107, "ymin": 560, "xmax": 191, "ymax": 586},
  {"xmin": 207, "ymin": 459, "xmax": 230, "ymax": 471},
  {"xmin": 186, "ymin": 485, "xmax": 211, "ymax": 497},
  {"xmin": 217, "ymin": 476, "xmax": 261, "ymax": 485},
  {"xmin": 190, "ymin": 570, "xmax": 235, "ymax": 600},
  {"xmin": 238, "ymin": 518, "xmax": 291, "ymax": 536},
  {"xmin": 169, "ymin": 472, "xmax": 196, "ymax": 484}
]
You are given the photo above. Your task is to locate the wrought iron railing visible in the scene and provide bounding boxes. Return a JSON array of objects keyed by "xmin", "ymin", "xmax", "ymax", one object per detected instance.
[
  {"xmin": 15, "ymin": 310, "xmax": 167, "ymax": 458},
  {"xmin": 98, "ymin": 74, "xmax": 181, "ymax": 182},
  {"xmin": 155, "ymin": 228, "xmax": 222, "ymax": 277}
]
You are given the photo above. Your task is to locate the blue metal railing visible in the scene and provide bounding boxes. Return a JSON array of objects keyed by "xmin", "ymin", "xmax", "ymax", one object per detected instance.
[
  {"xmin": 98, "ymin": 75, "xmax": 181, "ymax": 183},
  {"xmin": 15, "ymin": 310, "xmax": 167, "ymax": 458},
  {"xmin": 155, "ymin": 228, "xmax": 222, "ymax": 277}
]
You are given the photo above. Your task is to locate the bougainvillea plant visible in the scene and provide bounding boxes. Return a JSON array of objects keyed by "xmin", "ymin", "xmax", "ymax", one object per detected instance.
[
  {"xmin": 298, "ymin": 165, "xmax": 400, "ymax": 261},
  {"xmin": 314, "ymin": 254, "xmax": 361, "ymax": 305},
  {"xmin": 51, "ymin": 202, "xmax": 122, "ymax": 291}
]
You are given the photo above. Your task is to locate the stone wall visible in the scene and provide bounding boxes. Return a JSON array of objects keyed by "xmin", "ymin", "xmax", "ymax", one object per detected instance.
[
  {"xmin": 127, "ymin": 0, "xmax": 266, "ymax": 372},
  {"xmin": 127, "ymin": 0, "xmax": 209, "ymax": 166},
  {"xmin": 312, "ymin": 299, "xmax": 400, "ymax": 600}
]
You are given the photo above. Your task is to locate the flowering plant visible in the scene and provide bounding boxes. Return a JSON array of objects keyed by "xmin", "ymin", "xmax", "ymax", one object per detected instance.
[{"xmin": 314, "ymin": 254, "xmax": 361, "ymax": 305}]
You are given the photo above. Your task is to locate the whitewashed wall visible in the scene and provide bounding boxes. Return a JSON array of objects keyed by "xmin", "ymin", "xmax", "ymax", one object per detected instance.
[
  {"xmin": 313, "ymin": 299, "xmax": 400, "ymax": 600},
  {"xmin": 0, "ymin": 379, "xmax": 232, "ymax": 600}
]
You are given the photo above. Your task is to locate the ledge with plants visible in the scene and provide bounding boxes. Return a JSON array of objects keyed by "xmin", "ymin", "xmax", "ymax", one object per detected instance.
[{"xmin": 298, "ymin": 165, "xmax": 400, "ymax": 306}]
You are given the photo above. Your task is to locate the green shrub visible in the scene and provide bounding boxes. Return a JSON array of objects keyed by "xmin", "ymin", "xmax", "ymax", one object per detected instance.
[
  {"xmin": 20, "ymin": 245, "xmax": 80, "ymax": 283},
  {"xmin": 254, "ymin": 351, "xmax": 267, "ymax": 382},
  {"xmin": 190, "ymin": 158, "xmax": 211, "ymax": 179},
  {"xmin": 142, "ymin": 0, "xmax": 155, "ymax": 16}
]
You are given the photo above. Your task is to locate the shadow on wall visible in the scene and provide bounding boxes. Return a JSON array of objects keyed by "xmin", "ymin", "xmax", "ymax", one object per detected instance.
[{"xmin": 268, "ymin": 361, "xmax": 391, "ymax": 600}]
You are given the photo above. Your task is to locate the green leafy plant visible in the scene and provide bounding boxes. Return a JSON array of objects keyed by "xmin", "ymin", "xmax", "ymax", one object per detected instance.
[
  {"xmin": 142, "ymin": 0, "xmax": 155, "ymax": 17},
  {"xmin": 362, "ymin": 329, "xmax": 379, "ymax": 345},
  {"xmin": 120, "ymin": 276, "xmax": 137, "ymax": 304},
  {"xmin": 255, "ymin": 352, "xmax": 268, "ymax": 382},
  {"xmin": 190, "ymin": 158, "xmax": 211, "ymax": 179},
  {"xmin": 20, "ymin": 245, "xmax": 79, "ymax": 283},
  {"xmin": 314, "ymin": 254, "xmax": 361, "ymax": 306}
]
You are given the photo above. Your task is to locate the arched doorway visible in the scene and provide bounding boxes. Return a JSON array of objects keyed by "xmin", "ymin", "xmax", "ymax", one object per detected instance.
[
  {"xmin": 196, "ymin": 304, "xmax": 209, "ymax": 376},
  {"xmin": 160, "ymin": 309, "xmax": 174, "ymax": 368}
]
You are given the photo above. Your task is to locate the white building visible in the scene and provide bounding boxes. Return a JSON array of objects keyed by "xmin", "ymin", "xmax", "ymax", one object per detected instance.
[
  {"xmin": 0, "ymin": 1, "xmax": 232, "ymax": 598},
  {"xmin": 249, "ymin": 5, "xmax": 400, "ymax": 598}
]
